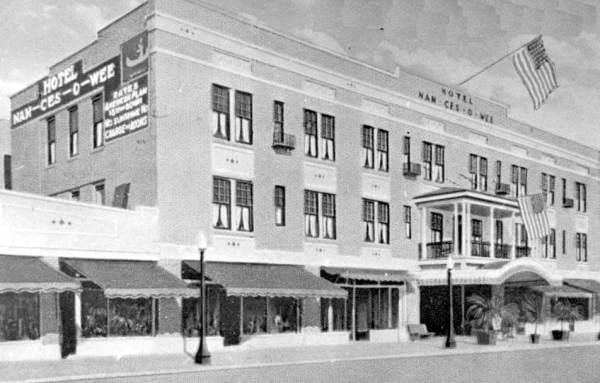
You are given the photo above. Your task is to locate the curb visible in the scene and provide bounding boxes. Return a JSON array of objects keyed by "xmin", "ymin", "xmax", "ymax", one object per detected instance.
[{"xmin": 5, "ymin": 341, "xmax": 600, "ymax": 383}]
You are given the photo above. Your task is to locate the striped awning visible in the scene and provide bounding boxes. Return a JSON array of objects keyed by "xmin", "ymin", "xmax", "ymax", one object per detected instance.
[
  {"xmin": 0, "ymin": 255, "xmax": 80, "ymax": 293},
  {"xmin": 564, "ymin": 279, "xmax": 600, "ymax": 294},
  {"xmin": 321, "ymin": 266, "xmax": 407, "ymax": 283},
  {"xmin": 62, "ymin": 259, "xmax": 197, "ymax": 298},
  {"xmin": 184, "ymin": 261, "xmax": 347, "ymax": 299},
  {"xmin": 530, "ymin": 285, "xmax": 592, "ymax": 298}
]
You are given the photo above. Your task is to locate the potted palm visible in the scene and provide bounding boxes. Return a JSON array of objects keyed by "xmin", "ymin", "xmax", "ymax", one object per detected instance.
[
  {"xmin": 551, "ymin": 300, "xmax": 583, "ymax": 341},
  {"xmin": 521, "ymin": 292, "xmax": 543, "ymax": 343},
  {"xmin": 466, "ymin": 294, "xmax": 518, "ymax": 345}
]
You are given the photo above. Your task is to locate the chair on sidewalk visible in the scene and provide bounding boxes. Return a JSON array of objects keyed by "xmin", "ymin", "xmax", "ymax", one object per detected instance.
[{"xmin": 407, "ymin": 324, "xmax": 436, "ymax": 341}]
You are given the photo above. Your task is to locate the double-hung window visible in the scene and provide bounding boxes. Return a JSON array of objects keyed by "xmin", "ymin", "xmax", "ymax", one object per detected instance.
[
  {"xmin": 362, "ymin": 126, "xmax": 374, "ymax": 168},
  {"xmin": 69, "ymin": 106, "xmax": 79, "ymax": 157},
  {"xmin": 235, "ymin": 181, "xmax": 253, "ymax": 231},
  {"xmin": 94, "ymin": 183, "xmax": 105, "ymax": 205},
  {"xmin": 519, "ymin": 167, "xmax": 528, "ymax": 196},
  {"xmin": 404, "ymin": 206, "xmax": 412, "ymax": 239},
  {"xmin": 469, "ymin": 154, "xmax": 487, "ymax": 191},
  {"xmin": 576, "ymin": 233, "xmax": 588, "ymax": 262},
  {"xmin": 321, "ymin": 193, "xmax": 336, "ymax": 239},
  {"xmin": 496, "ymin": 160, "xmax": 502, "ymax": 185},
  {"xmin": 434, "ymin": 145, "xmax": 445, "ymax": 183},
  {"xmin": 542, "ymin": 173, "xmax": 556, "ymax": 205},
  {"xmin": 422, "ymin": 142, "xmax": 432, "ymax": 181},
  {"xmin": 304, "ymin": 110, "xmax": 318, "ymax": 158},
  {"xmin": 377, "ymin": 202, "xmax": 390, "ymax": 244},
  {"xmin": 304, "ymin": 190, "xmax": 319, "ymax": 237},
  {"xmin": 376, "ymin": 130, "xmax": 389, "ymax": 172},
  {"xmin": 234, "ymin": 91, "xmax": 252, "ymax": 144},
  {"xmin": 469, "ymin": 154, "xmax": 478, "ymax": 190},
  {"xmin": 403, "ymin": 136, "xmax": 411, "ymax": 165},
  {"xmin": 92, "ymin": 94, "xmax": 104, "ymax": 148},
  {"xmin": 549, "ymin": 229, "xmax": 556, "ymax": 259},
  {"xmin": 212, "ymin": 84, "xmax": 230, "ymax": 140},
  {"xmin": 321, "ymin": 114, "xmax": 335, "ymax": 161},
  {"xmin": 274, "ymin": 186, "xmax": 285, "ymax": 226},
  {"xmin": 47, "ymin": 117, "xmax": 56, "ymax": 165},
  {"xmin": 576, "ymin": 182, "xmax": 587, "ymax": 212},
  {"xmin": 510, "ymin": 165, "xmax": 527, "ymax": 197},
  {"xmin": 273, "ymin": 101, "xmax": 284, "ymax": 141},
  {"xmin": 479, "ymin": 157, "xmax": 487, "ymax": 191},
  {"xmin": 431, "ymin": 213, "xmax": 443, "ymax": 243},
  {"xmin": 213, "ymin": 177, "xmax": 231, "ymax": 230},
  {"xmin": 362, "ymin": 200, "xmax": 389, "ymax": 244},
  {"xmin": 363, "ymin": 200, "xmax": 375, "ymax": 242}
]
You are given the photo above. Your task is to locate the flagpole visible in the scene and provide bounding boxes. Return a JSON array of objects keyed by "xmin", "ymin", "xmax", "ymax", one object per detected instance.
[{"xmin": 457, "ymin": 36, "xmax": 541, "ymax": 86}]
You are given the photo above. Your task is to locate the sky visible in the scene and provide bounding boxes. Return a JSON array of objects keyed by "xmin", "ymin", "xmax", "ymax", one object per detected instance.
[{"xmin": 1, "ymin": 0, "xmax": 600, "ymax": 148}]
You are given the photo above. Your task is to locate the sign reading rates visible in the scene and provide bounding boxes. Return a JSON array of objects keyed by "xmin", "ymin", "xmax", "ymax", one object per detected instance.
[{"xmin": 104, "ymin": 75, "xmax": 148, "ymax": 142}]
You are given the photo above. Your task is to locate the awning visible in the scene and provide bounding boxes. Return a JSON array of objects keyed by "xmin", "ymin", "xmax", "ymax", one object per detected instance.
[
  {"xmin": 62, "ymin": 259, "xmax": 196, "ymax": 298},
  {"xmin": 564, "ymin": 279, "xmax": 600, "ymax": 294},
  {"xmin": 183, "ymin": 261, "xmax": 347, "ymax": 299},
  {"xmin": 322, "ymin": 266, "xmax": 407, "ymax": 283},
  {"xmin": 530, "ymin": 285, "xmax": 592, "ymax": 298},
  {"xmin": 0, "ymin": 255, "xmax": 80, "ymax": 293}
]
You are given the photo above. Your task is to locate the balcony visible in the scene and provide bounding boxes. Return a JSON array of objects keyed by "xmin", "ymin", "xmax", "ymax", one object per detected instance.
[
  {"xmin": 471, "ymin": 241, "xmax": 490, "ymax": 257},
  {"xmin": 403, "ymin": 162, "xmax": 421, "ymax": 177},
  {"xmin": 562, "ymin": 198, "xmax": 574, "ymax": 208},
  {"xmin": 272, "ymin": 131, "xmax": 296, "ymax": 151},
  {"xmin": 495, "ymin": 183, "xmax": 510, "ymax": 196},
  {"xmin": 515, "ymin": 246, "xmax": 531, "ymax": 258},
  {"xmin": 426, "ymin": 241, "xmax": 453, "ymax": 259},
  {"xmin": 494, "ymin": 244, "xmax": 511, "ymax": 259}
]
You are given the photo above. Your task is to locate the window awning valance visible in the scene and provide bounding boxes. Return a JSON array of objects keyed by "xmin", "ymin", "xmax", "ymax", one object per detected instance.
[
  {"xmin": 530, "ymin": 285, "xmax": 592, "ymax": 298},
  {"xmin": 183, "ymin": 261, "xmax": 347, "ymax": 299},
  {"xmin": 0, "ymin": 255, "xmax": 80, "ymax": 294},
  {"xmin": 321, "ymin": 266, "xmax": 408, "ymax": 283},
  {"xmin": 61, "ymin": 258, "xmax": 197, "ymax": 299},
  {"xmin": 564, "ymin": 279, "xmax": 600, "ymax": 294}
]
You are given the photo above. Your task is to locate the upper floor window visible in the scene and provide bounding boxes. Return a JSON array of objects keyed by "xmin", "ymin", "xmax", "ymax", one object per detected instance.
[
  {"xmin": 403, "ymin": 136, "xmax": 411, "ymax": 165},
  {"xmin": 510, "ymin": 165, "xmax": 527, "ymax": 197},
  {"xmin": 495, "ymin": 220, "xmax": 503, "ymax": 244},
  {"xmin": 422, "ymin": 142, "xmax": 432, "ymax": 181},
  {"xmin": 519, "ymin": 167, "xmax": 527, "ymax": 196},
  {"xmin": 304, "ymin": 190, "xmax": 336, "ymax": 239},
  {"xmin": 404, "ymin": 205, "xmax": 412, "ymax": 239},
  {"xmin": 542, "ymin": 229, "xmax": 556, "ymax": 259},
  {"xmin": 274, "ymin": 185, "xmax": 285, "ymax": 226},
  {"xmin": 576, "ymin": 233, "xmax": 587, "ymax": 262},
  {"xmin": 47, "ymin": 117, "xmax": 56, "ymax": 165},
  {"xmin": 213, "ymin": 177, "xmax": 231, "ymax": 230},
  {"xmin": 212, "ymin": 177, "xmax": 253, "ymax": 232},
  {"xmin": 92, "ymin": 94, "xmax": 104, "ymax": 149},
  {"xmin": 273, "ymin": 101, "xmax": 284, "ymax": 138},
  {"xmin": 94, "ymin": 183, "xmax": 105, "ymax": 205},
  {"xmin": 304, "ymin": 110, "xmax": 318, "ymax": 158},
  {"xmin": 69, "ymin": 106, "xmax": 79, "ymax": 157},
  {"xmin": 469, "ymin": 154, "xmax": 487, "ymax": 191},
  {"xmin": 430, "ymin": 212, "xmax": 443, "ymax": 242},
  {"xmin": 575, "ymin": 182, "xmax": 587, "ymax": 212},
  {"xmin": 321, "ymin": 114, "xmax": 335, "ymax": 161},
  {"xmin": 434, "ymin": 145, "xmax": 445, "ymax": 183},
  {"xmin": 70, "ymin": 190, "xmax": 80, "ymax": 201},
  {"xmin": 362, "ymin": 126, "xmax": 374, "ymax": 168},
  {"xmin": 234, "ymin": 91, "xmax": 252, "ymax": 144},
  {"xmin": 376, "ymin": 130, "xmax": 389, "ymax": 172},
  {"xmin": 495, "ymin": 160, "xmax": 502, "ymax": 185},
  {"xmin": 541, "ymin": 173, "xmax": 555, "ymax": 206},
  {"xmin": 212, "ymin": 84, "xmax": 230, "ymax": 140},
  {"xmin": 235, "ymin": 181, "xmax": 253, "ymax": 231},
  {"xmin": 561, "ymin": 178, "xmax": 567, "ymax": 205},
  {"xmin": 362, "ymin": 199, "xmax": 389, "ymax": 244},
  {"xmin": 471, "ymin": 219, "xmax": 482, "ymax": 242}
]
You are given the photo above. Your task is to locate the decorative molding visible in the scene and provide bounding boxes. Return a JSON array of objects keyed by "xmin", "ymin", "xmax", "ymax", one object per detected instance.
[
  {"xmin": 361, "ymin": 246, "xmax": 391, "ymax": 258},
  {"xmin": 211, "ymin": 142, "xmax": 254, "ymax": 179},
  {"xmin": 212, "ymin": 51, "xmax": 252, "ymax": 74},
  {"xmin": 362, "ymin": 173, "xmax": 390, "ymax": 201},
  {"xmin": 304, "ymin": 242, "xmax": 338, "ymax": 258},
  {"xmin": 304, "ymin": 161, "xmax": 336, "ymax": 193},
  {"xmin": 574, "ymin": 214, "xmax": 589, "ymax": 233}
]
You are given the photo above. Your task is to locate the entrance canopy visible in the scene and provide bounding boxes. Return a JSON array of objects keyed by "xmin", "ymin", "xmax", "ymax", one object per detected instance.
[
  {"xmin": 61, "ymin": 258, "xmax": 196, "ymax": 298},
  {"xmin": 564, "ymin": 279, "xmax": 600, "ymax": 294},
  {"xmin": 321, "ymin": 266, "xmax": 407, "ymax": 283},
  {"xmin": 183, "ymin": 261, "xmax": 347, "ymax": 299},
  {"xmin": 0, "ymin": 255, "xmax": 80, "ymax": 294}
]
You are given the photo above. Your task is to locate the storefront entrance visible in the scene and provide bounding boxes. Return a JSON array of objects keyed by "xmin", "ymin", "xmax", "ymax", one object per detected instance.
[{"xmin": 59, "ymin": 291, "xmax": 77, "ymax": 358}]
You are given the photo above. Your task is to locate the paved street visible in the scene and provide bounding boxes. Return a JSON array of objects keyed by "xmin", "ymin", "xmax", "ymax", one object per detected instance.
[{"xmin": 3, "ymin": 335, "xmax": 600, "ymax": 383}]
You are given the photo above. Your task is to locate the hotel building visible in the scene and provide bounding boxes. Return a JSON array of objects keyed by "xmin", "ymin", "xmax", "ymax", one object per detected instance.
[{"xmin": 4, "ymin": 0, "xmax": 600, "ymax": 360}]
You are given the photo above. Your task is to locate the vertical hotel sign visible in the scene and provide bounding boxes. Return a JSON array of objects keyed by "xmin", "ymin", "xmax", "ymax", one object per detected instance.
[
  {"xmin": 11, "ymin": 31, "xmax": 149, "ymax": 143},
  {"xmin": 104, "ymin": 31, "xmax": 149, "ymax": 142}
]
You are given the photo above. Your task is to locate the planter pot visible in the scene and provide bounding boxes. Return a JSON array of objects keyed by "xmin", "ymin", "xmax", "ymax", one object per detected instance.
[
  {"xmin": 551, "ymin": 330, "xmax": 569, "ymax": 341},
  {"xmin": 476, "ymin": 331, "xmax": 497, "ymax": 345},
  {"xmin": 530, "ymin": 334, "xmax": 540, "ymax": 344}
]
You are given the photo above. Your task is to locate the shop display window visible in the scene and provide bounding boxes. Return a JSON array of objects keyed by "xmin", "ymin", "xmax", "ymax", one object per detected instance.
[
  {"xmin": 182, "ymin": 286, "xmax": 223, "ymax": 337},
  {"xmin": 0, "ymin": 292, "xmax": 40, "ymax": 342},
  {"xmin": 243, "ymin": 297, "xmax": 267, "ymax": 334},
  {"xmin": 320, "ymin": 298, "xmax": 346, "ymax": 332},
  {"xmin": 268, "ymin": 297, "xmax": 298, "ymax": 333}
]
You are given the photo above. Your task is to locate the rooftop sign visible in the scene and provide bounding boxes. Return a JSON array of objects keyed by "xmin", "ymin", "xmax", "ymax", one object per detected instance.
[{"xmin": 417, "ymin": 86, "xmax": 495, "ymax": 125}]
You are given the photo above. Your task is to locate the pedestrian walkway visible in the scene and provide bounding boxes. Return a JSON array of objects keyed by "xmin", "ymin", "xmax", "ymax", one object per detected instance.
[{"xmin": 2, "ymin": 334, "xmax": 600, "ymax": 383}]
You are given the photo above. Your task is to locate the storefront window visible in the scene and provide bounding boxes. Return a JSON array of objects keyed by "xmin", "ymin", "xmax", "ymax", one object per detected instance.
[
  {"xmin": 81, "ymin": 289, "xmax": 107, "ymax": 337},
  {"xmin": 320, "ymin": 298, "xmax": 346, "ymax": 331},
  {"xmin": 0, "ymin": 292, "xmax": 40, "ymax": 342},
  {"xmin": 243, "ymin": 297, "xmax": 267, "ymax": 334},
  {"xmin": 345, "ymin": 287, "xmax": 400, "ymax": 332},
  {"xmin": 108, "ymin": 298, "xmax": 154, "ymax": 336},
  {"xmin": 182, "ymin": 286, "xmax": 223, "ymax": 337},
  {"xmin": 268, "ymin": 297, "xmax": 298, "ymax": 333}
]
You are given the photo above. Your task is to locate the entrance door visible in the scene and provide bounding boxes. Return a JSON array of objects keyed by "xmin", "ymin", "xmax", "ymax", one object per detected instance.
[
  {"xmin": 59, "ymin": 291, "xmax": 77, "ymax": 358},
  {"xmin": 355, "ymin": 289, "xmax": 370, "ymax": 340}
]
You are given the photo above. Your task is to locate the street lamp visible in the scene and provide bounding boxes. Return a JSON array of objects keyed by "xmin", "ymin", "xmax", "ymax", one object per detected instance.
[
  {"xmin": 445, "ymin": 255, "xmax": 456, "ymax": 349},
  {"xmin": 195, "ymin": 231, "xmax": 211, "ymax": 364}
]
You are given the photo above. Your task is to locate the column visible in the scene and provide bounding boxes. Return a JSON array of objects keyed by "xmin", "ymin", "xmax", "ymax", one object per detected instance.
[
  {"xmin": 328, "ymin": 299, "xmax": 333, "ymax": 332},
  {"xmin": 462, "ymin": 202, "xmax": 467, "ymax": 257},
  {"xmin": 421, "ymin": 207, "xmax": 427, "ymax": 259},
  {"xmin": 465, "ymin": 203, "xmax": 471, "ymax": 257},
  {"xmin": 351, "ymin": 283, "xmax": 356, "ymax": 341},
  {"xmin": 511, "ymin": 212, "xmax": 516, "ymax": 259},
  {"xmin": 453, "ymin": 202, "xmax": 459, "ymax": 256},
  {"xmin": 490, "ymin": 207, "xmax": 496, "ymax": 259},
  {"xmin": 75, "ymin": 291, "xmax": 82, "ymax": 338}
]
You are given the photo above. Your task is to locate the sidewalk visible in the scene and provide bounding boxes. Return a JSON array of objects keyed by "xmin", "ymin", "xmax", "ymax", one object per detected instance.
[{"xmin": 2, "ymin": 335, "xmax": 600, "ymax": 382}]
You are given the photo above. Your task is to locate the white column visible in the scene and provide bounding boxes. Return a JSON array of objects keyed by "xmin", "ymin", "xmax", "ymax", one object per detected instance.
[
  {"xmin": 511, "ymin": 212, "xmax": 516, "ymax": 259},
  {"xmin": 327, "ymin": 299, "xmax": 333, "ymax": 332},
  {"xmin": 454, "ymin": 202, "xmax": 459, "ymax": 256},
  {"xmin": 461, "ymin": 202, "xmax": 467, "ymax": 257},
  {"xmin": 465, "ymin": 203, "xmax": 471, "ymax": 257},
  {"xmin": 74, "ymin": 291, "xmax": 82, "ymax": 338},
  {"xmin": 421, "ymin": 207, "xmax": 427, "ymax": 259},
  {"xmin": 490, "ymin": 207, "xmax": 496, "ymax": 259}
]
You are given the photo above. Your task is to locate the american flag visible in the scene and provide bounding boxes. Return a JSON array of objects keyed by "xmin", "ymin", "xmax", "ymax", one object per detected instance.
[
  {"xmin": 518, "ymin": 193, "xmax": 550, "ymax": 240},
  {"xmin": 512, "ymin": 36, "xmax": 559, "ymax": 110}
]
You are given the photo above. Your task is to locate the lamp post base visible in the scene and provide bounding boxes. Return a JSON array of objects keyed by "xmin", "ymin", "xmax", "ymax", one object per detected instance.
[
  {"xmin": 445, "ymin": 338, "xmax": 456, "ymax": 348},
  {"xmin": 194, "ymin": 339, "xmax": 211, "ymax": 364}
]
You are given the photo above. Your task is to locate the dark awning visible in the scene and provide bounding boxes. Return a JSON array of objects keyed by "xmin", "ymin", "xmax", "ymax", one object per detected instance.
[
  {"xmin": 322, "ymin": 266, "xmax": 407, "ymax": 283},
  {"xmin": 62, "ymin": 259, "xmax": 196, "ymax": 298},
  {"xmin": 0, "ymin": 255, "xmax": 79, "ymax": 293},
  {"xmin": 564, "ymin": 279, "xmax": 600, "ymax": 294},
  {"xmin": 530, "ymin": 285, "xmax": 592, "ymax": 298},
  {"xmin": 183, "ymin": 261, "xmax": 347, "ymax": 299}
]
